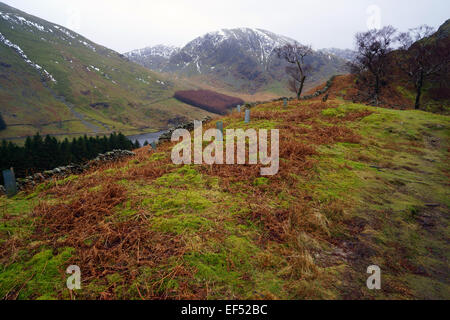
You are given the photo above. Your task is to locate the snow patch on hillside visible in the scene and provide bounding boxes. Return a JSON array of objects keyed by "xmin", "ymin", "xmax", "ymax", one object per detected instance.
[
  {"xmin": 79, "ymin": 39, "xmax": 96, "ymax": 52},
  {"xmin": 137, "ymin": 77, "xmax": 150, "ymax": 84},
  {"xmin": 0, "ymin": 12, "xmax": 48, "ymax": 33},
  {"xmin": 125, "ymin": 45, "xmax": 180, "ymax": 59},
  {"xmin": 90, "ymin": 65, "xmax": 100, "ymax": 72},
  {"xmin": 53, "ymin": 25, "xmax": 76, "ymax": 39},
  {"xmin": 0, "ymin": 31, "xmax": 56, "ymax": 82},
  {"xmin": 0, "ymin": 11, "xmax": 96, "ymax": 52}
]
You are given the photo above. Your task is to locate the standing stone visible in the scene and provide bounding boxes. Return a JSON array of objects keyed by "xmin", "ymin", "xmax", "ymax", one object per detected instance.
[
  {"xmin": 283, "ymin": 98, "xmax": 288, "ymax": 107},
  {"xmin": 245, "ymin": 109, "xmax": 250, "ymax": 124},
  {"xmin": 237, "ymin": 105, "xmax": 241, "ymax": 113},
  {"xmin": 216, "ymin": 121, "xmax": 224, "ymax": 141},
  {"xmin": 151, "ymin": 141, "xmax": 157, "ymax": 150},
  {"xmin": 2, "ymin": 168, "xmax": 17, "ymax": 197}
]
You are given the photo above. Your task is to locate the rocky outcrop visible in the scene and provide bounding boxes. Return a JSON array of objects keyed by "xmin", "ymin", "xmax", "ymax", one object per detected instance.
[
  {"xmin": 158, "ymin": 116, "xmax": 213, "ymax": 143},
  {"xmin": 90, "ymin": 102, "xmax": 110, "ymax": 108}
]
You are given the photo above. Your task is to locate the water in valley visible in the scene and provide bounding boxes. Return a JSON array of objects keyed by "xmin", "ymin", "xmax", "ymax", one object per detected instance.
[{"xmin": 127, "ymin": 130, "xmax": 167, "ymax": 146}]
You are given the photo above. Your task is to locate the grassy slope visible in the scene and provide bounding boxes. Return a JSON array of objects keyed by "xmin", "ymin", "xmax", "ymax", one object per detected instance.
[
  {"xmin": 394, "ymin": 81, "xmax": 450, "ymax": 114},
  {"xmin": 0, "ymin": 91, "xmax": 448, "ymax": 299},
  {"xmin": 320, "ymin": 74, "xmax": 450, "ymax": 116},
  {"xmin": 185, "ymin": 74, "xmax": 326, "ymax": 103},
  {"xmin": 0, "ymin": 3, "xmax": 213, "ymax": 141},
  {"xmin": 165, "ymin": 51, "xmax": 345, "ymax": 103}
]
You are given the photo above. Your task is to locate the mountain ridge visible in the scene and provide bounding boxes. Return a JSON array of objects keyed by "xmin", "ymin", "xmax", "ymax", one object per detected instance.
[
  {"xmin": 125, "ymin": 44, "xmax": 180, "ymax": 71},
  {"xmin": 125, "ymin": 27, "xmax": 348, "ymax": 96}
]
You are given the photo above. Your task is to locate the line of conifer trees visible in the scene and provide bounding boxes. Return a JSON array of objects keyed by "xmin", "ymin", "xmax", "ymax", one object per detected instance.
[
  {"xmin": 1, "ymin": 132, "xmax": 140, "ymax": 183},
  {"xmin": 0, "ymin": 113, "xmax": 6, "ymax": 131}
]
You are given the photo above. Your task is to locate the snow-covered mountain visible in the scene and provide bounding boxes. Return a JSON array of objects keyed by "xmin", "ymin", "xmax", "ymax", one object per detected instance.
[
  {"xmin": 171, "ymin": 28, "xmax": 296, "ymax": 71},
  {"xmin": 125, "ymin": 45, "xmax": 180, "ymax": 71},
  {"xmin": 126, "ymin": 28, "xmax": 348, "ymax": 94},
  {"xmin": 319, "ymin": 48, "xmax": 357, "ymax": 62}
]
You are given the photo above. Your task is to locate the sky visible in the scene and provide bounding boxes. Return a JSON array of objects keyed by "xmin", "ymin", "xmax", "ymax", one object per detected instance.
[{"xmin": 2, "ymin": 0, "xmax": 449, "ymax": 53}]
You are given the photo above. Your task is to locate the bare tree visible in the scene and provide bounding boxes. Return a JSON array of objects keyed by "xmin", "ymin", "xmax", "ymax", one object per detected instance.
[
  {"xmin": 275, "ymin": 43, "xmax": 312, "ymax": 99},
  {"xmin": 397, "ymin": 25, "xmax": 450, "ymax": 109},
  {"xmin": 353, "ymin": 26, "xmax": 397, "ymax": 103}
]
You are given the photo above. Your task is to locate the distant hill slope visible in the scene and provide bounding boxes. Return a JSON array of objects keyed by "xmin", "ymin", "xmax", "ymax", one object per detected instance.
[
  {"xmin": 391, "ymin": 19, "xmax": 449, "ymax": 113},
  {"xmin": 125, "ymin": 28, "xmax": 348, "ymax": 97},
  {"xmin": 326, "ymin": 20, "xmax": 450, "ymax": 114},
  {"xmin": 0, "ymin": 2, "xmax": 213, "ymax": 141},
  {"xmin": 319, "ymin": 48, "xmax": 357, "ymax": 61}
]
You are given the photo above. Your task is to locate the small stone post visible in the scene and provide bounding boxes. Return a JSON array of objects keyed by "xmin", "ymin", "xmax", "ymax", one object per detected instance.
[
  {"xmin": 216, "ymin": 121, "xmax": 224, "ymax": 141},
  {"xmin": 2, "ymin": 168, "xmax": 17, "ymax": 198},
  {"xmin": 245, "ymin": 109, "xmax": 250, "ymax": 124}
]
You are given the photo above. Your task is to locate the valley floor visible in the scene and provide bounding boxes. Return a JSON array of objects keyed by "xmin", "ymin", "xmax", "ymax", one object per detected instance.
[{"xmin": 0, "ymin": 96, "xmax": 449, "ymax": 299}]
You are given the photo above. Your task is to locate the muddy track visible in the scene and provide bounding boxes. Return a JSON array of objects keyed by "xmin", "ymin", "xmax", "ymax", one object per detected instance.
[{"xmin": 42, "ymin": 82, "xmax": 111, "ymax": 133}]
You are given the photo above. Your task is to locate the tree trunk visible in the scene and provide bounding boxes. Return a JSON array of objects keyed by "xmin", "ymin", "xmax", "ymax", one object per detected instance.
[
  {"xmin": 374, "ymin": 74, "xmax": 380, "ymax": 105},
  {"xmin": 297, "ymin": 76, "xmax": 306, "ymax": 100},
  {"xmin": 414, "ymin": 72, "xmax": 424, "ymax": 110}
]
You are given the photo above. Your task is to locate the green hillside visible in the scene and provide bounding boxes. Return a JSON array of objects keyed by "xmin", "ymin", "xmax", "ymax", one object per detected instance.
[
  {"xmin": 1, "ymin": 85, "xmax": 448, "ymax": 299},
  {"xmin": 0, "ymin": 2, "xmax": 213, "ymax": 141}
]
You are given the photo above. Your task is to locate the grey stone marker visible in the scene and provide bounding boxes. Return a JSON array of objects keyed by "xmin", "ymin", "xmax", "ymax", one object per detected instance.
[
  {"xmin": 245, "ymin": 109, "xmax": 250, "ymax": 123},
  {"xmin": 216, "ymin": 121, "xmax": 224, "ymax": 141},
  {"xmin": 151, "ymin": 141, "xmax": 157, "ymax": 150},
  {"xmin": 237, "ymin": 105, "xmax": 241, "ymax": 113},
  {"xmin": 2, "ymin": 169, "xmax": 17, "ymax": 197},
  {"xmin": 283, "ymin": 98, "xmax": 288, "ymax": 107}
]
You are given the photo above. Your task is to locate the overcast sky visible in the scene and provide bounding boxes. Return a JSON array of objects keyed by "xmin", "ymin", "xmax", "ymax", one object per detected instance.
[{"xmin": 2, "ymin": 0, "xmax": 449, "ymax": 53}]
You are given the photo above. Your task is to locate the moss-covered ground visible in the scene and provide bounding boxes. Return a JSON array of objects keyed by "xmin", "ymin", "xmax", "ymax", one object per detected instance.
[{"xmin": 1, "ymin": 95, "xmax": 448, "ymax": 300}]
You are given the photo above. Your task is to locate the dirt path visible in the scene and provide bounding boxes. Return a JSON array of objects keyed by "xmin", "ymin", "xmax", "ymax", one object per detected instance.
[
  {"xmin": 337, "ymin": 130, "xmax": 449, "ymax": 299},
  {"xmin": 42, "ymin": 82, "xmax": 110, "ymax": 133}
]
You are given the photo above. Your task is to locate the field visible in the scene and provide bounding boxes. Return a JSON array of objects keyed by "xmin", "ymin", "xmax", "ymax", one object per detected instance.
[{"xmin": 174, "ymin": 90, "xmax": 244, "ymax": 115}]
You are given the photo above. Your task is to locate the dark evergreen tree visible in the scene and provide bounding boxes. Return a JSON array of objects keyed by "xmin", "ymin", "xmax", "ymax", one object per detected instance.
[
  {"xmin": 60, "ymin": 138, "xmax": 72, "ymax": 164},
  {"xmin": 0, "ymin": 139, "xmax": 8, "ymax": 170},
  {"xmin": 0, "ymin": 113, "xmax": 6, "ymax": 131},
  {"xmin": 117, "ymin": 133, "xmax": 131, "ymax": 150},
  {"xmin": 31, "ymin": 133, "xmax": 46, "ymax": 171},
  {"xmin": 43, "ymin": 135, "xmax": 60, "ymax": 169},
  {"xmin": 1, "ymin": 132, "xmax": 135, "ymax": 181},
  {"xmin": 108, "ymin": 132, "xmax": 118, "ymax": 150}
]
